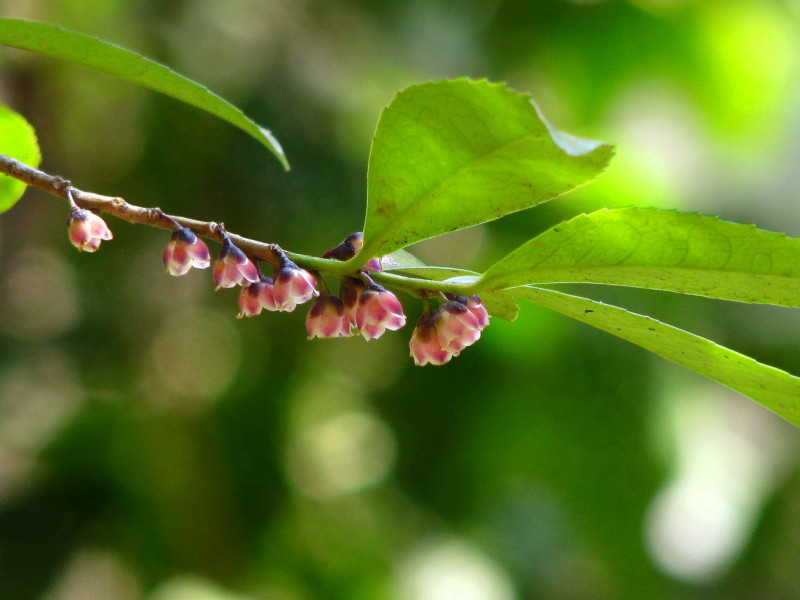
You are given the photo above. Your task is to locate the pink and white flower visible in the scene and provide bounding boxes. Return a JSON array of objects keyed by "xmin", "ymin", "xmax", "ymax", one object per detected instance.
[
  {"xmin": 273, "ymin": 263, "xmax": 318, "ymax": 311},
  {"xmin": 409, "ymin": 312, "xmax": 452, "ymax": 366},
  {"xmin": 213, "ymin": 240, "xmax": 259, "ymax": 289},
  {"xmin": 237, "ymin": 277, "xmax": 279, "ymax": 317},
  {"xmin": 355, "ymin": 284, "xmax": 406, "ymax": 340},
  {"xmin": 465, "ymin": 295, "xmax": 490, "ymax": 330},
  {"xmin": 437, "ymin": 300, "xmax": 483, "ymax": 353},
  {"xmin": 306, "ymin": 294, "xmax": 352, "ymax": 338},
  {"xmin": 67, "ymin": 208, "xmax": 113, "ymax": 252},
  {"xmin": 410, "ymin": 297, "xmax": 490, "ymax": 366},
  {"xmin": 340, "ymin": 278, "xmax": 366, "ymax": 326},
  {"xmin": 163, "ymin": 227, "xmax": 211, "ymax": 276}
]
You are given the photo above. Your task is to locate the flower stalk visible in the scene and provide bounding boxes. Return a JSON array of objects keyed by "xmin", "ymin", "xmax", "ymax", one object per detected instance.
[{"xmin": 0, "ymin": 152, "xmax": 489, "ymax": 365}]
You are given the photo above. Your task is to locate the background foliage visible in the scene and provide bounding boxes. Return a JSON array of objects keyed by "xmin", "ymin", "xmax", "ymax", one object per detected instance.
[{"xmin": 1, "ymin": 1, "xmax": 800, "ymax": 599}]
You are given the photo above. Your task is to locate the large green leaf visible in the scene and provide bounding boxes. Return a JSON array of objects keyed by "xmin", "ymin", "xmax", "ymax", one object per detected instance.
[
  {"xmin": 513, "ymin": 286, "xmax": 800, "ymax": 427},
  {"xmin": 0, "ymin": 105, "xmax": 40, "ymax": 214},
  {"xmin": 358, "ymin": 79, "xmax": 614, "ymax": 260},
  {"xmin": 480, "ymin": 208, "xmax": 800, "ymax": 307},
  {"xmin": 0, "ymin": 19, "xmax": 288, "ymax": 170}
]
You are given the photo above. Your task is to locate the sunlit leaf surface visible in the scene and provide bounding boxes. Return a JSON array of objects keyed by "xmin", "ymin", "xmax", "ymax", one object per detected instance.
[
  {"xmin": 360, "ymin": 79, "xmax": 613, "ymax": 259},
  {"xmin": 0, "ymin": 104, "xmax": 40, "ymax": 214},
  {"xmin": 481, "ymin": 208, "xmax": 800, "ymax": 307}
]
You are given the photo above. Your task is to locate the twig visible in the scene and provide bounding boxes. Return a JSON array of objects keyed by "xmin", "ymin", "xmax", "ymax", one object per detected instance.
[
  {"xmin": 0, "ymin": 153, "xmax": 474, "ymax": 294},
  {"xmin": 0, "ymin": 153, "xmax": 325, "ymax": 269}
]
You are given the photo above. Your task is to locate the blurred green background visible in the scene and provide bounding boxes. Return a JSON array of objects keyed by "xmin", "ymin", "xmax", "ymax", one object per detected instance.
[{"xmin": 2, "ymin": 1, "xmax": 800, "ymax": 599}]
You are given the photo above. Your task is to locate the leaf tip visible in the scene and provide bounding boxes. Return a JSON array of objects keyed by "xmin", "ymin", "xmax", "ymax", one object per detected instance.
[{"xmin": 258, "ymin": 126, "xmax": 289, "ymax": 171}]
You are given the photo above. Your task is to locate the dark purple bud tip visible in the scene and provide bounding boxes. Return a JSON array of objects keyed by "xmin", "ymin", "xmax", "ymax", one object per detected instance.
[
  {"xmin": 322, "ymin": 232, "xmax": 364, "ymax": 261},
  {"xmin": 172, "ymin": 227, "xmax": 198, "ymax": 243},
  {"xmin": 442, "ymin": 301, "xmax": 469, "ymax": 315},
  {"xmin": 446, "ymin": 294, "xmax": 469, "ymax": 305},
  {"xmin": 67, "ymin": 207, "xmax": 88, "ymax": 225},
  {"xmin": 366, "ymin": 282, "xmax": 387, "ymax": 293}
]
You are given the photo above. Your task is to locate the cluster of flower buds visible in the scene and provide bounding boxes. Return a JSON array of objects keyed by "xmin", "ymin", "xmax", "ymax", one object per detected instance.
[
  {"xmin": 409, "ymin": 295, "xmax": 490, "ymax": 366},
  {"xmin": 65, "ymin": 206, "xmax": 489, "ymax": 366},
  {"xmin": 306, "ymin": 278, "xmax": 407, "ymax": 340}
]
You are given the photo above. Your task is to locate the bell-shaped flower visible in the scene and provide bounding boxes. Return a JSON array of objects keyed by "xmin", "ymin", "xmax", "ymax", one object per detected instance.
[
  {"xmin": 237, "ymin": 277, "xmax": 279, "ymax": 317},
  {"xmin": 355, "ymin": 284, "xmax": 406, "ymax": 340},
  {"xmin": 446, "ymin": 294, "xmax": 491, "ymax": 331},
  {"xmin": 67, "ymin": 208, "xmax": 113, "ymax": 252},
  {"xmin": 273, "ymin": 262, "xmax": 318, "ymax": 311},
  {"xmin": 409, "ymin": 312, "xmax": 453, "ymax": 366},
  {"xmin": 438, "ymin": 300, "xmax": 483, "ymax": 354},
  {"xmin": 340, "ymin": 278, "xmax": 366, "ymax": 327},
  {"xmin": 163, "ymin": 227, "xmax": 211, "ymax": 276},
  {"xmin": 465, "ymin": 295, "xmax": 490, "ymax": 330},
  {"xmin": 213, "ymin": 239, "xmax": 259, "ymax": 289},
  {"xmin": 306, "ymin": 294, "xmax": 352, "ymax": 339}
]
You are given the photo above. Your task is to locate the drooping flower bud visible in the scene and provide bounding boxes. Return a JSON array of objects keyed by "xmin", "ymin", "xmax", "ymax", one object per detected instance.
[
  {"xmin": 237, "ymin": 277, "xmax": 279, "ymax": 317},
  {"xmin": 273, "ymin": 262, "xmax": 319, "ymax": 311},
  {"xmin": 340, "ymin": 278, "xmax": 366, "ymax": 327},
  {"xmin": 306, "ymin": 294, "xmax": 352, "ymax": 339},
  {"xmin": 409, "ymin": 312, "xmax": 452, "ymax": 366},
  {"xmin": 322, "ymin": 232, "xmax": 382, "ymax": 270},
  {"xmin": 163, "ymin": 227, "xmax": 211, "ymax": 276},
  {"xmin": 322, "ymin": 232, "xmax": 363, "ymax": 261},
  {"xmin": 438, "ymin": 300, "xmax": 482, "ymax": 353},
  {"xmin": 465, "ymin": 295, "xmax": 490, "ymax": 330},
  {"xmin": 67, "ymin": 208, "xmax": 113, "ymax": 252},
  {"xmin": 355, "ymin": 284, "xmax": 406, "ymax": 340},
  {"xmin": 213, "ymin": 239, "xmax": 259, "ymax": 289}
]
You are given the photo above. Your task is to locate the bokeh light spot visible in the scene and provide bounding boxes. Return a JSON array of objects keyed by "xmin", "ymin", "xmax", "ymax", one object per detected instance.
[
  {"xmin": 395, "ymin": 538, "xmax": 516, "ymax": 600},
  {"xmin": 0, "ymin": 247, "xmax": 80, "ymax": 340},
  {"xmin": 146, "ymin": 307, "xmax": 243, "ymax": 410},
  {"xmin": 287, "ymin": 410, "xmax": 397, "ymax": 500}
]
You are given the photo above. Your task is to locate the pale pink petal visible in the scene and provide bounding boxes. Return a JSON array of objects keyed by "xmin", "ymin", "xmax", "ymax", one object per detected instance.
[
  {"xmin": 238, "ymin": 259, "xmax": 260, "ymax": 283},
  {"xmin": 187, "ymin": 241, "xmax": 211, "ymax": 266}
]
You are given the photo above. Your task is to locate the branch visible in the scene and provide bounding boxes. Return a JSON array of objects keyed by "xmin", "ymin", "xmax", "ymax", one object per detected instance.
[{"xmin": 0, "ymin": 153, "xmax": 473, "ymax": 294}]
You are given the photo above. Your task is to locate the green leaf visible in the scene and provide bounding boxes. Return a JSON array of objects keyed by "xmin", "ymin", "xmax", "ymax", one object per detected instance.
[
  {"xmin": 381, "ymin": 264, "xmax": 519, "ymax": 322},
  {"xmin": 0, "ymin": 104, "xmax": 40, "ymax": 214},
  {"xmin": 359, "ymin": 79, "xmax": 614, "ymax": 260},
  {"xmin": 513, "ymin": 286, "xmax": 800, "ymax": 427},
  {"xmin": 0, "ymin": 19, "xmax": 288, "ymax": 170},
  {"xmin": 480, "ymin": 207, "xmax": 800, "ymax": 307}
]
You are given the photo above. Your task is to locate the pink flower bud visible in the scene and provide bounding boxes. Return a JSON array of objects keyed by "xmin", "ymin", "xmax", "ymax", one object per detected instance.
[
  {"xmin": 306, "ymin": 294, "xmax": 352, "ymax": 339},
  {"xmin": 466, "ymin": 295, "xmax": 490, "ymax": 330},
  {"xmin": 354, "ymin": 284, "xmax": 406, "ymax": 340},
  {"xmin": 323, "ymin": 232, "xmax": 363, "ymax": 261},
  {"xmin": 438, "ymin": 300, "xmax": 482, "ymax": 353},
  {"xmin": 322, "ymin": 232, "xmax": 382, "ymax": 270},
  {"xmin": 213, "ymin": 241, "xmax": 259, "ymax": 289},
  {"xmin": 237, "ymin": 278, "xmax": 279, "ymax": 317},
  {"xmin": 409, "ymin": 298, "xmax": 489, "ymax": 366},
  {"xmin": 409, "ymin": 313, "xmax": 452, "ymax": 366},
  {"xmin": 273, "ymin": 263, "xmax": 318, "ymax": 311},
  {"xmin": 67, "ymin": 208, "xmax": 113, "ymax": 252},
  {"xmin": 340, "ymin": 278, "xmax": 366, "ymax": 327},
  {"xmin": 163, "ymin": 228, "xmax": 211, "ymax": 276},
  {"xmin": 364, "ymin": 257, "xmax": 383, "ymax": 271}
]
